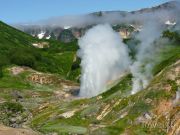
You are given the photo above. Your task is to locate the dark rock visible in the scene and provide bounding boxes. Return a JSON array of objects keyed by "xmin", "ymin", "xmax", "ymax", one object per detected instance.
[
  {"xmin": 69, "ymin": 89, "xmax": 80, "ymax": 96},
  {"xmin": 11, "ymin": 91, "xmax": 23, "ymax": 101}
]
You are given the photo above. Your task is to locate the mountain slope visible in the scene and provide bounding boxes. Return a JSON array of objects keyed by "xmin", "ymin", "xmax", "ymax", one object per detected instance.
[
  {"xmin": 28, "ymin": 30, "xmax": 179, "ymax": 134},
  {"xmin": 0, "ymin": 2, "xmax": 180, "ymax": 134},
  {"xmin": 1, "ymin": 20, "xmax": 178, "ymax": 134},
  {"xmin": 30, "ymin": 55, "xmax": 180, "ymax": 135},
  {"xmin": 15, "ymin": 1, "xmax": 180, "ymax": 43},
  {"xmin": 0, "ymin": 21, "xmax": 79, "ymax": 80},
  {"xmin": 0, "ymin": 21, "xmax": 81, "ymax": 133}
]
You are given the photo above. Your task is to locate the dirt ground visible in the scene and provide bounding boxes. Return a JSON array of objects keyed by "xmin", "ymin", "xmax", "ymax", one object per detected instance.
[{"xmin": 0, "ymin": 125, "xmax": 39, "ymax": 135}]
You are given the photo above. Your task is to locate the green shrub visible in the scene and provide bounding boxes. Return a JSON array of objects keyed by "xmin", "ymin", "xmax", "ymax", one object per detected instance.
[
  {"xmin": 10, "ymin": 50, "xmax": 35, "ymax": 68},
  {"xmin": 0, "ymin": 102, "xmax": 24, "ymax": 113},
  {"xmin": 0, "ymin": 54, "xmax": 9, "ymax": 67},
  {"xmin": 163, "ymin": 30, "xmax": 180, "ymax": 43}
]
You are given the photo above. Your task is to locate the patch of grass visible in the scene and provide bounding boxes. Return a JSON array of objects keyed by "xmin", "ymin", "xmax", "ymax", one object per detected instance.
[
  {"xmin": 0, "ymin": 21, "xmax": 79, "ymax": 80},
  {"xmin": 128, "ymin": 100, "xmax": 150, "ymax": 119},
  {"xmin": 93, "ymin": 126, "xmax": 124, "ymax": 135},
  {"xmin": 130, "ymin": 124, "xmax": 166, "ymax": 135},
  {"xmin": 0, "ymin": 102, "xmax": 24, "ymax": 113},
  {"xmin": 0, "ymin": 68, "xmax": 32, "ymax": 89},
  {"xmin": 153, "ymin": 45, "xmax": 180, "ymax": 75},
  {"xmin": 41, "ymin": 124, "xmax": 87, "ymax": 134},
  {"xmin": 102, "ymin": 74, "xmax": 132, "ymax": 99},
  {"xmin": 0, "ymin": 102, "xmax": 27, "ymax": 126}
]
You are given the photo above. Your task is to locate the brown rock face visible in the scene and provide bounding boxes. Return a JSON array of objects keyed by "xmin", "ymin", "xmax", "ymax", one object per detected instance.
[{"xmin": 27, "ymin": 73, "xmax": 56, "ymax": 85}]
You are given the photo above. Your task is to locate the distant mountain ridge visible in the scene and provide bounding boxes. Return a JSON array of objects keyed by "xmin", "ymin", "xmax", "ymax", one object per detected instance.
[
  {"xmin": 15, "ymin": 0, "xmax": 179, "ymax": 42},
  {"xmin": 0, "ymin": 1, "xmax": 179, "ymax": 134}
]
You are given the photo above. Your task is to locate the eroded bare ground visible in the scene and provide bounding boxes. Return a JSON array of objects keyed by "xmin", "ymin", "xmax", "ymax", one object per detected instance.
[
  {"xmin": 27, "ymin": 60, "xmax": 179, "ymax": 135},
  {"xmin": 0, "ymin": 125, "xmax": 40, "ymax": 135},
  {"xmin": 133, "ymin": 60, "xmax": 180, "ymax": 135},
  {"xmin": 0, "ymin": 66, "xmax": 82, "ymax": 134},
  {"xmin": 8, "ymin": 66, "xmax": 80, "ymax": 100}
]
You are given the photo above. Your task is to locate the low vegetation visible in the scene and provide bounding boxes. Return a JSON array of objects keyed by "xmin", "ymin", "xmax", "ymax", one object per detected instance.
[
  {"xmin": 0, "ymin": 21, "xmax": 179, "ymax": 135},
  {"xmin": 0, "ymin": 21, "xmax": 79, "ymax": 80}
]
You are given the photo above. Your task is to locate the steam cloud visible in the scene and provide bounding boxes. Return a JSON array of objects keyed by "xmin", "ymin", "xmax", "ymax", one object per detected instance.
[
  {"xmin": 130, "ymin": 22, "xmax": 164, "ymax": 94},
  {"xmin": 16, "ymin": 1, "xmax": 180, "ymax": 97},
  {"xmin": 77, "ymin": 2, "xmax": 180, "ymax": 97},
  {"xmin": 78, "ymin": 24, "xmax": 131, "ymax": 97},
  {"xmin": 16, "ymin": 1, "xmax": 180, "ymax": 29}
]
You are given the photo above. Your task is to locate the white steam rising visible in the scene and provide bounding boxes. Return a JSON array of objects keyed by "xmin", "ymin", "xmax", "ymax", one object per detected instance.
[
  {"xmin": 130, "ymin": 22, "xmax": 164, "ymax": 94},
  {"xmin": 78, "ymin": 24, "xmax": 131, "ymax": 97},
  {"xmin": 16, "ymin": 1, "xmax": 180, "ymax": 29},
  {"xmin": 77, "ymin": 19, "xmax": 173, "ymax": 97},
  {"xmin": 17, "ymin": 1, "xmax": 179, "ymax": 97}
]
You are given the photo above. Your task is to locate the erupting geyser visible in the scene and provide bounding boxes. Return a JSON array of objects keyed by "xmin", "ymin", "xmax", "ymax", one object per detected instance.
[{"xmin": 77, "ymin": 24, "xmax": 131, "ymax": 97}]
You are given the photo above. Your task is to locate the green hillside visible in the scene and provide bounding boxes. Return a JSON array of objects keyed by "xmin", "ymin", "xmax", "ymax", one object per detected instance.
[
  {"xmin": 0, "ymin": 21, "xmax": 79, "ymax": 80},
  {"xmin": 29, "ymin": 41, "xmax": 180, "ymax": 135},
  {"xmin": 0, "ymin": 21, "xmax": 81, "ymax": 132},
  {"xmin": 0, "ymin": 21, "xmax": 179, "ymax": 135}
]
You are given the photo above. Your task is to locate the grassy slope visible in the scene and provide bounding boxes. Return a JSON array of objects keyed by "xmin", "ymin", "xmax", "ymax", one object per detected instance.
[
  {"xmin": 0, "ymin": 21, "xmax": 79, "ymax": 80},
  {"xmin": 0, "ymin": 21, "xmax": 179, "ymax": 135},
  {"xmin": 0, "ymin": 21, "xmax": 80, "ymax": 130},
  {"xmin": 29, "ymin": 43, "xmax": 180, "ymax": 135}
]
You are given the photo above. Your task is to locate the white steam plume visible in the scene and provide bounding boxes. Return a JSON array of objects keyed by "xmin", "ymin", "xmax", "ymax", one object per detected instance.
[
  {"xmin": 130, "ymin": 22, "xmax": 164, "ymax": 94},
  {"xmin": 78, "ymin": 24, "xmax": 131, "ymax": 97},
  {"xmin": 18, "ymin": 1, "xmax": 180, "ymax": 28}
]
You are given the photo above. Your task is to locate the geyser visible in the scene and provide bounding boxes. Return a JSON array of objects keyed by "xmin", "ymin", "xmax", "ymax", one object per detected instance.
[{"xmin": 78, "ymin": 24, "xmax": 131, "ymax": 97}]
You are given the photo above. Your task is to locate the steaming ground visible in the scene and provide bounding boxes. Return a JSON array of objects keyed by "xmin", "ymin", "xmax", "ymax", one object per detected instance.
[
  {"xmin": 77, "ymin": 20, "xmax": 178, "ymax": 97},
  {"xmin": 77, "ymin": 22, "xmax": 167, "ymax": 97},
  {"xmin": 78, "ymin": 24, "xmax": 130, "ymax": 97},
  {"xmin": 130, "ymin": 22, "xmax": 164, "ymax": 94},
  {"xmin": 18, "ymin": 0, "xmax": 179, "ymax": 97},
  {"xmin": 77, "ymin": 23, "xmax": 175, "ymax": 97}
]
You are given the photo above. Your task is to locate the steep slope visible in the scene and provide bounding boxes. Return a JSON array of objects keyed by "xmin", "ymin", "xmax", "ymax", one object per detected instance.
[
  {"xmin": 0, "ymin": 21, "xmax": 79, "ymax": 80},
  {"xmin": 0, "ymin": 21, "xmax": 81, "ymax": 133},
  {"xmin": 28, "ymin": 38, "xmax": 180, "ymax": 135},
  {"xmin": 0, "ymin": 21, "xmax": 35, "ymax": 45}
]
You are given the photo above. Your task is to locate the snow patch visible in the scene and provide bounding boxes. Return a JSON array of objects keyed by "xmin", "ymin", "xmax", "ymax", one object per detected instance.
[
  {"xmin": 37, "ymin": 31, "xmax": 45, "ymax": 39},
  {"xmin": 64, "ymin": 26, "xmax": 71, "ymax": 29},
  {"xmin": 46, "ymin": 35, "xmax": 51, "ymax": 39},
  {"xmin": 165, "ymin": 20, "xmax": 176, "ymax": 26}
]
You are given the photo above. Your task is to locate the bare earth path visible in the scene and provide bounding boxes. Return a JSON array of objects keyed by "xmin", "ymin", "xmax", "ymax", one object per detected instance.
[{"xmin": 0, "ymin": 125, "xmax": 39, "ymax": 135}]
